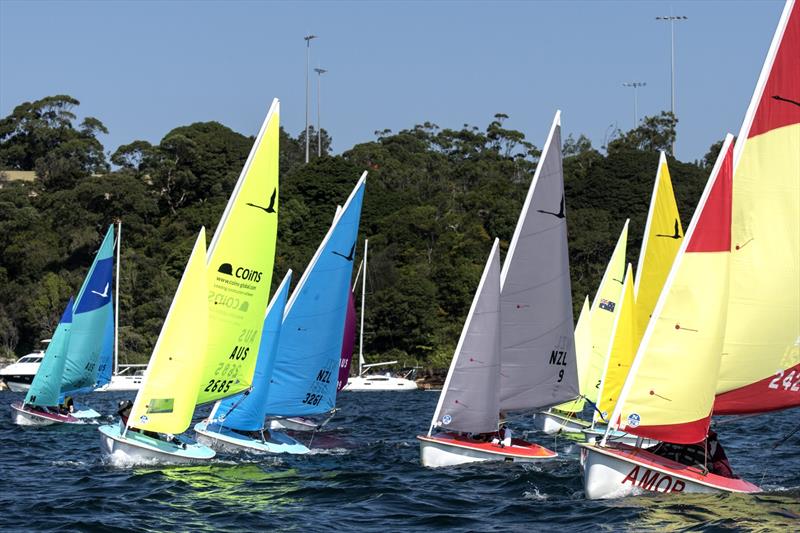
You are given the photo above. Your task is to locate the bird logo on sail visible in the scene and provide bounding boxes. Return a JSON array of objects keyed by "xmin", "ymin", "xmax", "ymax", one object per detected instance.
[
  {"xmin": 537, "ymin": 195, "xmax": 566, "ymax": 219},
  {"xmin": 91, "ymin": 283, "xmax": 110, "ymax": 298},
  {"xmin": 246, "ymin": 187, "xmax": 277, "ymax": 214},
  {"xmin": 332, "ymin": 242, "xmax": 356, "ymax": 262},
  {"xmin": 656, "ymin": 219, "xmax": 682, "ymax": 239}
]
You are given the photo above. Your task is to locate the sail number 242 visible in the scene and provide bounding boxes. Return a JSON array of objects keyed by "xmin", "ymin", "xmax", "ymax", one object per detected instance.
[{"xmin": 768, "ymin": 369, "xmax": 800, "ymax": 392}]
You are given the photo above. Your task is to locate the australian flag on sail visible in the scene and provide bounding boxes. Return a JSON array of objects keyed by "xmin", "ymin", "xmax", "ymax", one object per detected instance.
[{"xmin": 599, "ymin": 299, "xmax": 616, "ymax": 312}]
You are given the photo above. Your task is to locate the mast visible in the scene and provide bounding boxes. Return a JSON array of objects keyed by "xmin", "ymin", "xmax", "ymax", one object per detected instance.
[
  {"xmin": 114, "ymin": 220, "xmax": 121, "ymax": 375},
  {"xmin": 359, "ymin": 239, "xmax": 368, "ymax": 376}
]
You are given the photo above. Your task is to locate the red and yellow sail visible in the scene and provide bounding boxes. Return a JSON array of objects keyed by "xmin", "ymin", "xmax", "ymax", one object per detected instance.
[
  {"xmin": 715, "ymin": 0, "xmax": 800, "ymax": 414},
  {"xmin": 612, "ymin": 137, "xmax": 735, "ymax": 444}
]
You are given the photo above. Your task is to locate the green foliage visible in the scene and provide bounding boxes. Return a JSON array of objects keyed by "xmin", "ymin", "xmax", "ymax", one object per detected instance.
[{"xmin": 0, "ymin": 96, "xmax": 712, "ymax": 370}]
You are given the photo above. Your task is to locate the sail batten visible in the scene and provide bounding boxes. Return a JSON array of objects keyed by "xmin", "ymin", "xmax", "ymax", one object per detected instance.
[{"xmin": 499, "ymin": 111, "xmax": 578, "ymax": 411}]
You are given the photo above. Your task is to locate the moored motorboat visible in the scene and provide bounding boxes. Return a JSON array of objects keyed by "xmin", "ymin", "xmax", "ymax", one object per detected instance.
[{"xmin": 417, "ymin": 433, "xmax": 557, "ymax": 468}]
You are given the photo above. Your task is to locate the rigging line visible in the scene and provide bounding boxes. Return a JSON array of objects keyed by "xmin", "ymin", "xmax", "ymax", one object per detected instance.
[
  {"xmin": 214, "ymin": 387, "xmax": 252, "ymax": 429},
  {"xmin": 771, "ymin": 421, "xmax": 800, "ymax": 450}
]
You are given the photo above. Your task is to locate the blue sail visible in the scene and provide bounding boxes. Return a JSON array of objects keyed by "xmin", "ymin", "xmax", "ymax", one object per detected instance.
[
  {"xmin": 61, "ymin": 225, "xmax": 115, "ymax": 395},
  {"xmin": 209, "ymin": 271, "xmax": 293, "ymax": 431},
  {"xmin": 24, "ymin": 297, "xmax": 74, "ymax": 407},
  {"xmin": 264, "ymin": 174, "xmax": 366, "ymax": 416},
  {"xmin": 95, "ymin": 296, "xmax": 115, "ymax": 389}
]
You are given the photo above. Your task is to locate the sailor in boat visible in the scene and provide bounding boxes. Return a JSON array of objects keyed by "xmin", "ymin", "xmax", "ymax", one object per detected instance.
[
  {"xmin": 58, "ymin": 396, "xmax": 75, "ymax": 415},
  {"xmin": 115, "ymin": 399, "xmax": 181, "ymax": 444},
  {"xmin": 649, "ymin": 430, "xmax": 735, "ymax": 478}
]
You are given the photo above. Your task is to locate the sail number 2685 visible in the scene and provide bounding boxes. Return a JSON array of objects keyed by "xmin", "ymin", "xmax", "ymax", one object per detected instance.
[{"xmin": 768, "ymin": 369, "xmax": 800, "ymax": 392}]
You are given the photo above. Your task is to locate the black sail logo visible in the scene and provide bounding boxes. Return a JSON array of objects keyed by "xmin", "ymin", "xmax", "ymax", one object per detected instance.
[
  {"xmin": 656, "ymin": 219, "xmax": 682, "ymax": 240},
  {"xmin": 246, "ymin": 187, "xmax": 277, "ymax": 214},
  {"xmin": 537, "ymin": 195, "xmax": 566, "ymax": 219},
  {"xmin": 332, "ymin": 242, "xmax": 356, "ymax": 262}
]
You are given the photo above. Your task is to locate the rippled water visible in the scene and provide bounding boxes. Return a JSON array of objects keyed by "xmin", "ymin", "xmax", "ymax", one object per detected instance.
[{"xmin": 1, "ymin": 390, "xmax": 797, "ymax": 531}]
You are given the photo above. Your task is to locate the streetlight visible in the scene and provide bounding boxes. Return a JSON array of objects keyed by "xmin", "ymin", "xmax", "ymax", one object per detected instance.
[
  {"xmin": 622, "ymin": 81, "xmax": 646, "ymax": 128},
  {"xmin": 655, "ymin": 14, "xmax": 687, "ymax": 155},
  {"xmin": 314, "ymin": 67, "xmax": 327, "ymax": 158},
  {"xmin": 304, "ymin": 34, "xmax": 317, "ymax": 164}
]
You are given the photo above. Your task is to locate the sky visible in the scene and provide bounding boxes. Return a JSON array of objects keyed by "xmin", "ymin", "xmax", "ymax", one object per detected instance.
[{"xmin": 0, "ymin": 0, "xmax": 786, "ymax": 164}]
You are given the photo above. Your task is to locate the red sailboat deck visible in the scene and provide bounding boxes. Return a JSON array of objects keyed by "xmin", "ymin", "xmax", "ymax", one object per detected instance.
[{"xmin": 418, "ymin": 433, "xmax": 558, "ymax": 459}]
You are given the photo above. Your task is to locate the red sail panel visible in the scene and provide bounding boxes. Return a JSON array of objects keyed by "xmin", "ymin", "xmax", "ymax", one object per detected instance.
[
  {"xmin": 715, "ymin": 362, "xmax": 800, "ymax": 414},
  {"xmin": 686, "ymin": 143, "xmax": 733, "ymax": 253},
  {"xmin": 337, "ymin": 290, "xmax": 357, "ymax": 391},
  {"xmin": 749, "ymin": 1, "xmax": 800, "ymax": 138},
  {"xmin": 628, "ymin": 414, "xmax": 712, "ymax": 446}
]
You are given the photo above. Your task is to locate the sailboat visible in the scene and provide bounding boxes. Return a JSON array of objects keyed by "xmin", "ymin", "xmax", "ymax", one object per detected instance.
[
  {"xmin": 98, "ymin": 98, "xmax": 281, "ymax": 463},
  {"xmin": 581, "ymin": 0, "xmax": 798, "ymax": 498},
  {"xmin": 12, "ymin": 225, "xmax": 116, "ymax": 426},
  {"xmin": 418, "ymin": 111, "xmax": 579, "ymax": 466},
  {"xmin": 418, "ymin": 240, "xmax": 557, "ymax": 467},
  {"xmin": 535, "ymin": 220, "xmax": 628, "ymax": 434},
  {"xmin": 194, "ymin": 271, "xmax": 309, "ymax": 453},
  {"xmin": 262, "ymin": 175, "xmax": 366, "ymax": 433},
  {"xmin": 343, "ymin": 240, "xmax": 418, "ymax": 392}
]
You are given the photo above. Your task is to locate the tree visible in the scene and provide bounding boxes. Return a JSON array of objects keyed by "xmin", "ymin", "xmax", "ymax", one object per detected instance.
[{"xmin": 606, "ymin": 111, "xmax": 677, "ymax": 155}]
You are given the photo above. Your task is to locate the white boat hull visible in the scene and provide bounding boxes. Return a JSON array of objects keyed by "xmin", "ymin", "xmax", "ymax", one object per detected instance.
[
  {"xmin": 580, "ymin": 442, "xmax": 761, "ymax": 500},
  {"xmin": 5, "ymin": 380, "xmax": 32, "ymax": 393},
  {"xmin": 269, "ymin": 417, "xmax": 323, "ymax": 432},
  {"xmin": 98, "ymin": 424, "xmax": 215, "ymax": 464},
  {"xmin": 194, "ymin": 422, "xmax": 310, "ymax": 454},
  {"xmin": 11, "ymin": 402, "xmax": 100, "ymax": 426},
  {"xmin": 95, "ymin": 374, "xmax": 143, "ymax": 392},
  {"xmin": 582, "ymin": 427, "xmax": 659, "ymax": 448},
  {"xmin": 343, "ymin": 375, "xmax": 417, "ymax": 391},
  {"xmin": 417, "ymin": 435, "xmax": 558, "ymax": 468},
  {"xmin": 533, "ymin": 411, "xmax": 590, "ymax": 434}
]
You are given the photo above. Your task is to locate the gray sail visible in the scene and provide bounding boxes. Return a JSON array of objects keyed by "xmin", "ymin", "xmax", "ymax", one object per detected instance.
[
  {"xmin": 499, "ymin": 111, "xmax": 579, "ymax": 411},
  {"xmin": 429, "ymin": 239, "xmax": 502, "ymax": 435}
]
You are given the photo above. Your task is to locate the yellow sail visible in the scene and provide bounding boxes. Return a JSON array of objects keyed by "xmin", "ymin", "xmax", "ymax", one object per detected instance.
[
  {"xmin": 595, "ymin": 264, "xmax": 636, "ymax": 421},
  {"xmin": 199, "ymin": 99, "xmax": 281, "ymax": 404},
  {"xmin": 634, "ymin": 152, "xmax": 683, "ymax": 337},
  {"xmin": 129, "ymin": 229, "xmax": 209, "ymax": 434},
  {"xmin": 611, "ymin": 136, "xmax": 735, "ymax": 444},
  {"xmin": 716, "ymin": 0, "xmax": 800, "ymax": 414},
  {"xmin": 553, "ymin": 296, "xmax": 591, "ymax": 413},
  {"xmin": 584, "ymin": 220, "xmax": 628, "ymax": 404}
]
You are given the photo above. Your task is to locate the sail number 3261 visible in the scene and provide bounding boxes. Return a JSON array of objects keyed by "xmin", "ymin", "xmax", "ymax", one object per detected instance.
[{"xmin": 768, "ymin": 369, "xmax": 800, "ymax": 392}]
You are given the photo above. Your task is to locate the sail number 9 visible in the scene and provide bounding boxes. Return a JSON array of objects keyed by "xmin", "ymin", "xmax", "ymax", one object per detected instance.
[{"xmin": 768, "ymin": 369, "xmax": 800, "ymax": 392}]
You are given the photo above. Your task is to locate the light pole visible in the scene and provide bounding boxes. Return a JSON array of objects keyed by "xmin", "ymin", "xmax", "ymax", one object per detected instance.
[
  {"xmin": 622, "ymin": 81, "xmax": 646, "ymax": 128},
  {"xmin": 314, "ymin": 67, "xmax": 327, "ymax": 158},
  {"xmin": 304, "ymin": 34, "xmax": 317, "ymax": 164},
  {"xmin": 655, "ymin": 14, "xmax": 687, "ymax": 155}
]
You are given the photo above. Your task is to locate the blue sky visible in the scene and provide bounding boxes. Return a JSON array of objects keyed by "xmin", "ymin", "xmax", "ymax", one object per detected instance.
[{"xmin": 0, "ymin": 0, "xmax": 784, "ymax": 163}]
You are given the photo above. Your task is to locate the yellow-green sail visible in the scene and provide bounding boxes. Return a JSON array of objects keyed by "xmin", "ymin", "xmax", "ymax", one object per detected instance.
[
  {"xmin": 634, "ymin": 152, "xmax": 683, "ymax": 336},
  {"xmin": 583, "ymin": 220, "xmax": 628, "ymax": 405},
  {"xmin": 199, "ymin": 99, "xmax": 281, "ymax": 404},
  {"xmin": 595, "ymin": 263, "xmax": 637, "ymax": 422},
  {"xmin": 552, "ymin": 295, "xmax": 591, "ymax": 413},
  {"xmin": 129, "ymin": 229, "xmax": 209, "ymax": 434}
]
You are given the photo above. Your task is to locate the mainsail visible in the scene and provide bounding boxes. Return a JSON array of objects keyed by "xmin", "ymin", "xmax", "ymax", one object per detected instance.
[
  {"xmin": 499, "ymin": 111, "xmax": 578, "ymax": 411},
  {"xmin": 263, "ymin": 174, "xmax": 366, "ymax": 416},
  {"xmin": 716, "ymin": 0, "xmax": 800, "ymax": 414},
  {"xmin": 128, "ymin": 229, "xmax": 209, "ymax": 434},
  {"xmin": 611, "ymin": 136, "xmax": 735, "ymax": 444},
  {"xmin": 60, "ymin": 225, "xmax": 115, "ymax": 395},
  {"xmin": 430, "ymin": 239, "xmax": 501, "ymax": 435},
  {"xmin": 634, "ymin": 152, "xmax": 683, "ymax": 336},
  {"xmin": 208, "ymin": 270, "xmax": 293, "ymax": 431},
  {"xmin": 24, "ymin": 297, "xmax": 74, "ymax": 407},
  {"xmin": 595, "ymin": 263, "xmax": 637, "ymax": 422},
  {"xmin": 584, "ymin": 220, "xmax": 629, "ymax": 405},
  {"xmin": 199, "ymin": 98, "xmax": 281, "ymax": 404}
]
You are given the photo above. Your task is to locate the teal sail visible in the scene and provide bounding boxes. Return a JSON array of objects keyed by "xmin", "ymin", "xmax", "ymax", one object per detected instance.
[
  {"xmin": 25, "ymin": 297, "xmax": 74, "ymax": 407},
  {"xmin": 208, "ymin": 270, "xmax": 293, "ymax": 431},
  {"xmin": 95, "ymin": 298, "xmax": 115, "ymax": 389},
  {"xmin": 61, "ymin": 225, "xmax": 115, "ymax": 395},
  {"xmin": 263, "ymin": 173, "xmax": 366, "ymax": 416}
]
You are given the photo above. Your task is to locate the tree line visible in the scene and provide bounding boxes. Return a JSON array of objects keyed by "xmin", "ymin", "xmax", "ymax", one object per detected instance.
[{"xmin": 0, "ymin": 95, "xmax": 719, "ymax": 368}]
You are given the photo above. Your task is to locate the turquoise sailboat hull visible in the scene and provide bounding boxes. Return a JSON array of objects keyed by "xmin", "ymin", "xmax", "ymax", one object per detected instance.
[
  {"xmin": 98, "ymin": 424, "xmax": 216, "ymax": 464},
  {"xmin": 193, "ymin": 421, "xmax": 310, "ymax": 455}
]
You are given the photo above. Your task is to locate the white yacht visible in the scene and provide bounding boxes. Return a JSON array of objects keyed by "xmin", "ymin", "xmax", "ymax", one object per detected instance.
[
  {"xmin": 0, "ymin": 346, "xmax": 47, "ymax": 392},
  {"xmin": 343, "ymin": 370, "xmax": 418, "ymax": 391}
]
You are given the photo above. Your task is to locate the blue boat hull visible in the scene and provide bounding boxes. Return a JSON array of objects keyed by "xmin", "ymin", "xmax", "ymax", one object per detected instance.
[{"xmin": 194, "ymin": 421, "xmax": 310, "ymax": 454}]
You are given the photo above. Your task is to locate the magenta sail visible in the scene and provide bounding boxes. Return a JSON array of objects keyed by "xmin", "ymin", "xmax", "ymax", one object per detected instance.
[{"xmin": 337, "ymin": 290, "xmax": 357, "ymax": 391}]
